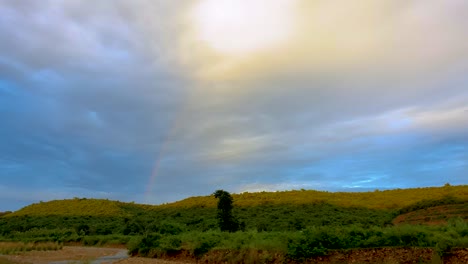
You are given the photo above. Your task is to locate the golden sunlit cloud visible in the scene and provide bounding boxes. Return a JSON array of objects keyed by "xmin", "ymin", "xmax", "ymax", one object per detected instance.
[
  {"xmin": 182, "ymin": 0, "xmax": 466, "ymax": 82},
  {"xmin": 191, "ymin": 0, "xmax": 297, "ymax": 56}
]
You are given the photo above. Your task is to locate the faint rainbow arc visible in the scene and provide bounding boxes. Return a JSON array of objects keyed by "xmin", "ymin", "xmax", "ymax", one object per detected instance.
[{"xmin": 143, "ymin": 89, "xmax": 195, "ymax": 204}]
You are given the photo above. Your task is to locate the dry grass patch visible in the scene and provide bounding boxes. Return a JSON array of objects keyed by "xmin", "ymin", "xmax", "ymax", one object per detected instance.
[{"xmin": 0, "ymin": 242, "xmax": 62, "ymax": 254}]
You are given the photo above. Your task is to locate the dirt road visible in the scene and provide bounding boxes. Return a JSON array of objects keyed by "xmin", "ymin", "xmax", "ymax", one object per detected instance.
[
  {"xmin": 4, "ymin": 246, "xmax": 125, "ymax": 264},
  {"xmin": 2, "ymin": 247, "xmax": 194, "ymax": 264}
]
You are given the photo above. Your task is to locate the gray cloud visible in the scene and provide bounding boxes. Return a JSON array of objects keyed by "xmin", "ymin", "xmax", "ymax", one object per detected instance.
[{"xmin": 0, "ymin": 0, "xmax": 467, "ymax": 211}]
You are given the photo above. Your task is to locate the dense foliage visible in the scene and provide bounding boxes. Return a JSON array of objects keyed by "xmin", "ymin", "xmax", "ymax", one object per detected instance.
[{"xmin": 122, "ymin": 219, "xmax": 468, "ymax": 261}]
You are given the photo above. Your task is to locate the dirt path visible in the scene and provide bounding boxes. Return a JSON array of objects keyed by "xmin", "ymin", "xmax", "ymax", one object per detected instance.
[
  {"xmin": 4, "ymin": 246, "xmax": 127, "ymax": 264},
  {"xmin": 2, "ymin": 247, "xmax": 194, "ymax": 264}
]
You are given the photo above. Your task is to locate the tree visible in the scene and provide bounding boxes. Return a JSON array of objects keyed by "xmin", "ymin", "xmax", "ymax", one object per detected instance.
[{"xmin": 213, "ymin": 190, "xmax": 239, "ymax": 232}]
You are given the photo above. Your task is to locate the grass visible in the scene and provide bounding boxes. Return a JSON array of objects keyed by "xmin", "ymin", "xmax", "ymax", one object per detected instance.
[{"xmin": 0, "ymin": 241, "xmax": 62, "ymax": 254}]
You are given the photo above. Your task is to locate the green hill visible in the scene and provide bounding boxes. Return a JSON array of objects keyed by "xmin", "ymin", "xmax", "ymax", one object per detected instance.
[
  {"xmin": 1, "ymin": 185, "xmax": 466, "ymax": 238},
  {"xmin": 6, "ymin": 185, "xmax": 467, "ymax": 218},
  {"xmin": 162, "ymin": 184, "xmax": 468, "ymax": 209},
  {"xmin": 6, "ymin": 198, "xmax": 133, "ymax": 217}
]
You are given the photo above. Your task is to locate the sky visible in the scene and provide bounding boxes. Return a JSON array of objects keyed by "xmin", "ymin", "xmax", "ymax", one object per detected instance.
[{"xmin": 0, "ymin": 0, "xmax": 467, "ymax": 211}]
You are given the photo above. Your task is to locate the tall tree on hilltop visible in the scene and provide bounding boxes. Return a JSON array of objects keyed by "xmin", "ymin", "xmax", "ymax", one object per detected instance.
[{"xmin": 213, "ymin": 190, "xmax": 239, "ymax": 232}]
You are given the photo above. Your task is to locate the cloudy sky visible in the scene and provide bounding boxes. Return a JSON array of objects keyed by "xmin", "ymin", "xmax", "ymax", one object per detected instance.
[{"xmin": 1, "ymin": 0, "xmax": 467, "ymax": 211}]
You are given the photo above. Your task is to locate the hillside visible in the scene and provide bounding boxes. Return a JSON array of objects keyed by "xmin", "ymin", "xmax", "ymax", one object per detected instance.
[
  {"xmin": 0, "ymin": 185, "xmax": 465, "ymax": 234},
  {"xmin": 5, "ymin": 185, "xmax": 468, "ymax": 218},
  {"xmin": 5, "ymin": 198, "xmax": 135, "ymax": 217},
  {"xmin": 163, "ymin": 185, "xmax": 468, "ymax": 209}
]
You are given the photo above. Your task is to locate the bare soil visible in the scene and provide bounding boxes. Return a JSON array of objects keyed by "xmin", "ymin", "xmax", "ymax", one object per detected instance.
[
  {"xmin": 115, "ymin": 258, "xmax": 193, "ymax": 264},
  {"xmin": 303, "ymin": 248, "xmax": 468, "ymax": 264},
  {"xmin": 1, "ymin": 247, "xmax": 192, "ymax": 264},
  {"xmin": 2, "ymin": 246, "xmax": 468, "ymax": 264},
  {"xmin": 120, "ymin": 248, "xmax": 468, "ymax": 264}
]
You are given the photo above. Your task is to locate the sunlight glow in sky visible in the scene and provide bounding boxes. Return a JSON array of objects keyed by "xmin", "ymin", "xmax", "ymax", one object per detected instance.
[{"xmin": 191, "ymin": 0, "xmax": 296, "ymax": 56}]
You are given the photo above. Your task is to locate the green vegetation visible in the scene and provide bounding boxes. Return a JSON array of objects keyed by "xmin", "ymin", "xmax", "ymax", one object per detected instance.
[
  {"xmin": 126, "ymin": 220, "xmax": 468, "ymax": 261},
  {"xmin": 0, "ymin": 185, "xmax": 467, "ymax": 262},
  {"xmin": 7, "ymin": 198, "xmax": 129, "ymax": 217}
]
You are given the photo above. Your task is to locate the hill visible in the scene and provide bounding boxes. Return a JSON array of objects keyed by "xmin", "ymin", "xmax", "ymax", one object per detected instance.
[
  {"xmin": 6, "ymin": 198, "xmax": 134, "ymax": 217},
  {"xmin": 163, "ymin": 184, "xmax": 468, "ymax": 209},
  {"xmin": 0, "ymin": 185, "xmax": 465, "ymax": 234},
  {"xmin": 5, "ymin": 185, "xmax": 467, "ymax": 218},
  {"xmin": 0, "ymin": 185, "xmax": 466, "ymax": 233}
]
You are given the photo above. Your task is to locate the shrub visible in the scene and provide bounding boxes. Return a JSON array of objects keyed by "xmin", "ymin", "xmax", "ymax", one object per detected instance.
[
  {"xmin": 127, "ymin": 236, "xmax": 143, "ymax": 256},
  {"xmin": 139, "ymin": 234, "xmax": 162, "ymax": 256},
  {"xmin": 287, "ymin": 228, "xmax": 328, "ymax": 261},
  {"xmin": 158, "ymin": 222, "xmax": 185, "ymax": 235},
  {"xmin": 435, "ymin": 237, "xmax": 454, "ymax": 256},
  {"xmin": 158, "ymin": 236, "xmax": 182, "ymax": 255}
]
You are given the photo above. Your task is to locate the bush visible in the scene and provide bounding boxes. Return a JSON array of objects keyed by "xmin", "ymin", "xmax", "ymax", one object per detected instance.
[
  {"xmin": 127, "ymin": 236, "xmax": 143, "ymax": 256},
  {"xmin": 435, "ymin": 237, "xmax": 454, "ymax": 256},
  {"xmin": 141, "ymin": 235, "xmax": 162, "ymax": 256},
  {"xmin": 287, "ymin": 228, "xmax": 328, "ymax": 261},
  {"xmin": 189, "ymin": 232, "xmax": 222, "ymax": 257},
  {"xmin": 159, "ymin": 236, "xmax": 182, "ymax": 255},
  {"xmin": 83, "ymin": 236, "xmax": 101, "ymax": 246},
  {"xmin": 158, "ymin": 222, "xmax": 185, "ymax": 235}
]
